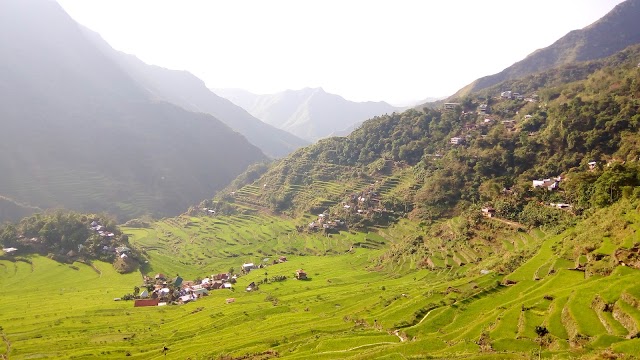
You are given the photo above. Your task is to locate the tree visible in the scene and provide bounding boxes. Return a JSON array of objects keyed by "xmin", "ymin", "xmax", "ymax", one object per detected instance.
[{"xmin": 534, "ymin": 325, "xmax": 549, "ymax": 337}]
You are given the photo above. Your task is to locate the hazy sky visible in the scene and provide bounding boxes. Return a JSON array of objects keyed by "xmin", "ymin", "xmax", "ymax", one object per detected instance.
[{"xmin": 57, "ymin": 0, "xmax": 625, "ymax": 104}]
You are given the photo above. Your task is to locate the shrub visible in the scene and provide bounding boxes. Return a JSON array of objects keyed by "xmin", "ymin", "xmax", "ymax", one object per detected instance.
[{"xmin": 535, "ymin": 325, "xmax": 549, "ymax": 337}]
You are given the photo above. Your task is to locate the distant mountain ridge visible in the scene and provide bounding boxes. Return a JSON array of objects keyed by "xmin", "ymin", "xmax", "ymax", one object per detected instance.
[
  {"xmin": 0, "ymin": 0, "xmax": 266, "ymax": 220},
  {"xmin": 451, "ymin": 0, "xmax": 640, "ymax": 98},
  {"xmin": 79, "ymin": 28, "xmax": 307, "ymax": 158},
  {"xmin": 215, "ymin": 87, "xmax": 400, "ymax": 141}
]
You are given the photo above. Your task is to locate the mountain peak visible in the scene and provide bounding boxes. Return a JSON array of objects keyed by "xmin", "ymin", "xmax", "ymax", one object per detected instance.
[
  {"xmin": 451, "ymin": 0, "xmax": 640, "ymax": 98},
  {"xmin": 0, "ymin": 0, "xmax": 268, "ymax": 220},
  {"xmin": 216, "ymin": 87, "xmax": 400, "ymax": 141}
]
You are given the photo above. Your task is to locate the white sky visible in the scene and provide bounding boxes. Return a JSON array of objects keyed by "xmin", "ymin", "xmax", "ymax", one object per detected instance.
[{"xmin": 57, "ymin": 0, "xmax": 625, "ymax": 104}]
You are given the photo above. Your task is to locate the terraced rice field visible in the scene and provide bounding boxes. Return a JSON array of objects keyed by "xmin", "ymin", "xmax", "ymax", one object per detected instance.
[
  {"xmin": 125, "ymin": 213, "xmax": 389, "ymax": 280},
  {"xmin": 4, "ymin": 223, "xmax": 640, "ymax": 359},
  {"xmin": 5, "ymin": 199, "xmax": 640, "ymax": 359}
]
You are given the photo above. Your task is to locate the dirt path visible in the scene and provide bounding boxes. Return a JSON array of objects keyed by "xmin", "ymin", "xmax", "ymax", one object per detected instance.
[
  {"xmin": 86, "ymin": 262, "xmax": 102, "ymax": 277},
  {"xmin": 489, "ymin": 217, "xmax": 525, "ymax": 229},
  {"xmin": 313, "ymin": 341, "xmax": 399, "ymax": 355},
  {"xmin": 1, "ymin": 329, "xmax": 11, "ymax": 360},
  {"xmin": 393, "ymin": 330, "xmax": 407, "ymax": 342},
  {"xmin": 416, "ymin": 308, "xmax": 437, "ymax": 325}
]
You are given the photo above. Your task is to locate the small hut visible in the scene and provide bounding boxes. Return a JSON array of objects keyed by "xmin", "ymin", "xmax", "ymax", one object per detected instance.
[{"xmin": 295, "ymin": 269, "xmax": 307, "ymax": 280}]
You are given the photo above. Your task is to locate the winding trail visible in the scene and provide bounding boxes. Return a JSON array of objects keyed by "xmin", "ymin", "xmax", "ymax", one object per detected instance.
[
  {"xmin": 87, "ymin": 262, "xmax": 102, "ymax": 277},
  {"xmin": 416, "ymin": 308, "xmax": 437, "ymax": 326},
  {"xmin": 489, "ymin": 217, "xmax": 525, "ymax": 229},
  {"xmin": 313, "ymin": 341, "xmax": 399, "ymax": 355},
  {"xmin": 393, "ymin": 330, "xmax": 407, "ymax": 342},
  {"xmin": 1, "ymin": 329, "xmax": 11, "ymax": 360}
]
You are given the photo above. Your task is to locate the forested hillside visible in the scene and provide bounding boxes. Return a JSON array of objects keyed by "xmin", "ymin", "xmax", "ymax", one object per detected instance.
[
  {"xmin": 219, "ymin": 46, "xmax": 640, "ymax": 225},
  {"xmin": 0, "ymin": 0, "xmax": 266, "ymax": 221},
  {"xmin": 0, "ymin": 211, "xmax": 139, "ymax": 273},
  {"xmin": 3, "ymin": 2, "xmax": 640, "ymax": 358}
]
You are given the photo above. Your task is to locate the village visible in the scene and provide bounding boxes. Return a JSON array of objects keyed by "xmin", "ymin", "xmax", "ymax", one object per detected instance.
[
  {"xmin": 1, "ymin": 217, "xmax": 127, "ymax": 261},
  {"xmin": 441, "ymin": 88, "xmax": 622, "ymax": 217},
  {"xmin": 127, "ymin": 257, "xmax": 309, "ymax": 308}
]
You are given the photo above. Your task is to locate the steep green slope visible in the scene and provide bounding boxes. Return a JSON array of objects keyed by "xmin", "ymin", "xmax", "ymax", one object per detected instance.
[
  {"xmin": 451, "ymin": 0, "xmax": 640, "ymax": 98},
  {"xmin": 464, "ymin": 44, "xmax": 640, "ymax": 103},
  {"xmin": 0, "ymin": 0, "xmax": 266, "ymax": 220},
  {"xmin": 221, "ymin": 48, "xmax": 640, "ymax": 223},
  {"xmin": 2, "ymin": 5, "xmax": 640, "ymax": 359}
]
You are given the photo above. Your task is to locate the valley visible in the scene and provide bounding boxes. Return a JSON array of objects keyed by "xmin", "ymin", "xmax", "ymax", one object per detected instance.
[
  {"xmin": 2, "ymin": 0, "xmax": 640, "ymax": 359},
  {"xmin": 4, "ymin": 202, "xmax": 640, "ymax": 359}
]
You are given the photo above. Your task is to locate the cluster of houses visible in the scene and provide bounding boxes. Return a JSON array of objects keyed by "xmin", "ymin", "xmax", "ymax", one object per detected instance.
[
  {"xmin": 1, "ymin": 247, "xmax": 18, "ymax": 255},
  {"xmin": 87, "ymin": 220, "xmax": 127, "ymax": 259},
  {"xmin": 532, "ymin": 176, "xmax": 562, "ymax": 191},
  {"xmin": 500, "ymin": 91, "xmax": 538, "ymax": 102},
  {"xmin": 444, "ymin": 90, "xmax": 542, "ymax": 147},
  {"xmin": 500, "ymin": 91, "xmax": 525, "ymax": 101},
  {"xmin": 90, "ymin": 220, "xmax": 115, "ymax": 239},
  {"xmin": 131, "ymin": 256, "xmax": 309, "ymax": 307},
  {"xmin": 132, "ymin": 271, "xmax": 237, "ymax": 307},
  {"xmin": 242, "ymin": 255, "xmax": 288, "ymax": 274},
  {"xmin": 199, "ymin": 207, "xmax": 216, "ymax": 216},
  {"xmin": 341, "ymin": 185, "xmax": 388, "ymax": 216},
  {"xmin": 482, "ymin": 172, "xmax": 579, "ymax": 220},
  {"xmin": 308, "ymin": 213, "xmax": 346, "ymax": 231}
]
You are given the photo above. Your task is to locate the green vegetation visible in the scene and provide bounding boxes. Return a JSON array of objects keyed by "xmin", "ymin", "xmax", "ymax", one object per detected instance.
[
  {"xmin": 4, "ymin": 205, "xmax": 640, "ymax": 358},
  {"xmin": 218, "ymin": 46, "xmax": 640, "ymax": 230},
  {"xmin": 0, "ymin": 211, "xmax": 139, "ymax": 272},
  {"xmin": 2, "ymin": 4, "xmax": 640, "ymax": 359}
]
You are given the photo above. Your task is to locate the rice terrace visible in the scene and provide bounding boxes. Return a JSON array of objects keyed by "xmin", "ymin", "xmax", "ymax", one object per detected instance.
[
  {"xmin": 3, "ymin": 0, "xmax": 640, "ymax": 359},
  {"xmin": 4, "ymin": 191, "xmax": 640, "ymax": 359}
]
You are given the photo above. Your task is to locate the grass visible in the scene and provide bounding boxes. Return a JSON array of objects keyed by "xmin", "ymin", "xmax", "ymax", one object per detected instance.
[{"xmin": 5, "ymin": 201, "xmax": 640, "ymax": 359}]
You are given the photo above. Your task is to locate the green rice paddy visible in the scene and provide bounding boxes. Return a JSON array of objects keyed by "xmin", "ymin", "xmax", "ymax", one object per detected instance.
[{"xmin": 3, "ymin": 203, "xmax": 640, "ymax": 358}]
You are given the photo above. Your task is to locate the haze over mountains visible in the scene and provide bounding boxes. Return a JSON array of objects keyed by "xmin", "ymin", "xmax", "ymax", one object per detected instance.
[
  {"xmin": 80, "ymin": 28, "xmax": 308, "ymax": 158},
  {"xmin": 215, "ymin": 87, "xmax": 401, "ymax": 141},
  {"xmin": 3, "ymin": 0, "xmax": 640, "ymax": 358},
  {"xmin": 451, "ymin": 0, "xmax": 640, "ymax": 98},
  {"xmin": 0, "ymin": 0, "xmax": 635, "ymax": 225},
  {"xmin": 0, "ymin": 0, "xmax": 267, "ymax": 220}
]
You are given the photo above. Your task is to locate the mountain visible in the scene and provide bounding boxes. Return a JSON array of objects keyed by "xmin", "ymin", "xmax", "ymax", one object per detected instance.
[
  {"xmin": 214, "ymin": 87, "xmax": 400, "ymax": 141},
  {"xmin": 219, "ymin": 44, "xmax": 640, "ymax": 221},
  {"xmin": 0, "ymin": 0, "xmax": 266, "ymax": 220},
  {"xmin": 4, "ymin": 16, "xmax": 640, "ymax": 359},
  {"xmin": 451, "ymin": 0, "xmax": 640, "ymax": 98},
  {"xmin": 79, "ymin": 29, "xmax": 308, "ymax": 158},
  {"xmin": 71, "ymin": 45, "xmax": 640, "ymax": 358}
]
